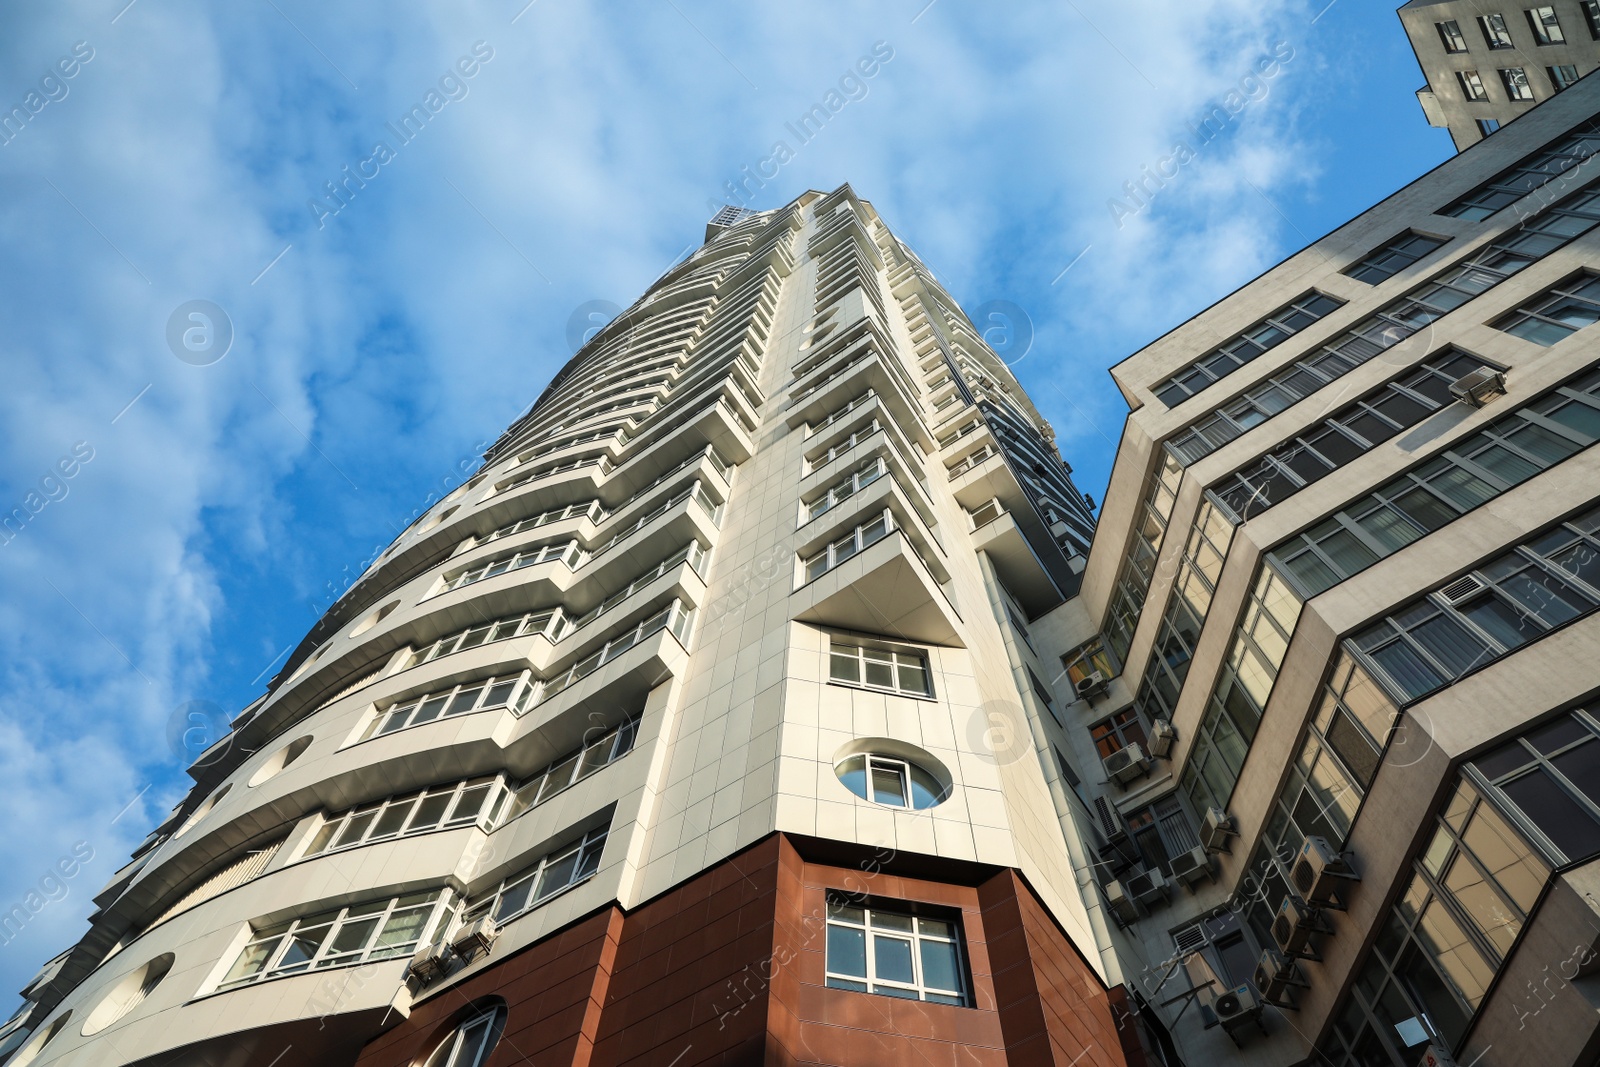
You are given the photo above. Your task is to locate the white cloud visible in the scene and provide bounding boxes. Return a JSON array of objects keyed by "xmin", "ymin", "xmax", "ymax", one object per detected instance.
[{"xmin": 0, "ymin": 0, "xmax": 1417, "ymax": 1008}]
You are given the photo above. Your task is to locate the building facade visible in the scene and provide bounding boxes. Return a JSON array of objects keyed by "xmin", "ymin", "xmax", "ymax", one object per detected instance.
[
  {"xmin": 1400, "ymin": 0, "xmax": 1600, "ymax": 149},
  {"xmin": 9, "ymin": 71, "xmax": 1600, "ymax": 1067},
  {"xmin": 1042, "ymin": 75, "xmax": 1600, "ymax": 1067},
  {"xmin": 0, "ymin": 188, "xmax": 1129, "ymax": 1067}
]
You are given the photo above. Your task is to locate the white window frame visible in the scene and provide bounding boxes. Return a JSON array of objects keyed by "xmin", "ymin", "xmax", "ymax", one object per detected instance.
[
  {"xmin": 423, "ymin": 1004, "xmax": 506, "ymax": 1067},
  {"xmin": 218, "ymin": 890, "xmax": 450, "ymax": 990},
  {"xmin": 823, "ymin": 898, "xmax": 968, "ymax": 1005},
  {"xmin": 803, "ymin": 457, "xmax": 888, "ymax": 524},
  {"xmin": 460, "ymin": 827, "xmax": 608, "ymax": 926},
  {"xmin": 362, "ymin": 672, "xmax": 536, "ymax": 740},
  {"xmin": 803, "ymin": 510, "xmax": 894, "ymax": 582},
  {"xmin": 304, "ymin": 776, "xmax": 512, "ymax": 858},
  {"xmin": 828, "ymin": 638, "xmax": 933, "ymax": 697}
]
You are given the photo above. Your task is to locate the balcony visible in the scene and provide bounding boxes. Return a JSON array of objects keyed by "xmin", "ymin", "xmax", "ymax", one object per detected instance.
[{"xmin": 791, "ymin": 525, "xmax": 962, "ymax": 647}]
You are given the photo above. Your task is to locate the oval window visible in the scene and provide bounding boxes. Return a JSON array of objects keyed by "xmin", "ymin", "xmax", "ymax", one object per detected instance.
[
  {"xmin": 836, "ymin": 754, "xmax": 948, "ymax": 810},
  {"xmin": 174, "ymin": 784, "xmax": 230, "ymax": 837},
  {"xmin": 424, "ymin": 1001, "xmax": 507, "ymax": 1067},
  {"xmin": 81, "ymin": 954, "xmax": 173, "ymax": 1035},
  {"xmin": 10, "ymin": 1011, "xmax": 70, "ymax": 1066},
  {"xmin": 350, "ymin": 600, "xmax": 400, "ymax": 639},
  {"xmin": 248, "ymin": 735, "xmax": 313, "ymax": 787}
]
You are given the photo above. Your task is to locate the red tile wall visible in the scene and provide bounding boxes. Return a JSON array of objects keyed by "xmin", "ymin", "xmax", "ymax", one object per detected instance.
[{"xmin": 351, "ymin": 834, "xmax": 1138, "ymax": 1067}]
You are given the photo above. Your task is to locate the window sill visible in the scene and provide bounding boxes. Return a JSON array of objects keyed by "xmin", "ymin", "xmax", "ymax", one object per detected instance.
[{"xmin": 825, "ymin": 678, "xmax": 937, "ymax": 703}]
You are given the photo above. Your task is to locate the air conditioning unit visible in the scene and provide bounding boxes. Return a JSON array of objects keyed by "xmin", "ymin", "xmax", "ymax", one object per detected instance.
[
  {"xmin": 407, "ymin": 941, "xmax": 450, "ymax": 982},
  {"xmin": 1272, "ymin": 896, "xmax": 1328, "ymax": 960},
  {"xmin": 1102, "ymin": 744, "xmax": 1148, "ymax": 786},
  {"xmin": 1448, "ymin": 366, "xmax": 1506, "ymax": 408},
  {"xmin": 1417, "ymin": 1044, "xmax": 1459, "ymax": 1067},
  {"xmin": 1075, "ymin": 671, "xmax": 1108, "ymax": 700},
  {"xmin": 1200, "ymin": 807, "xmax": 1236, "ymax": 853},
  {"xmin": 1125, "ymin": 866, "xmax": 1169, "ymax": 909},
  {"xmin": 448, "ymin": 917, "xmax": 500, "ymax": 959},
  {"xmin": 1254, "ymin": 946, "xmax": 1308, "ymax": 1008},
  {"xmin": 1213, "ymin": 984, "xmax": 1265, "ymax": 1042},
  {"xmin": 1292, "ymin": 836, "xmax": 1360, "ymax": 907},
  {"xmin": 1148, "ymin": 718, "xmax": 1176, "ymax": 759},
  {"xmin": 1168, "ymin": 845, "xmax": 1212, "ymax": 888},
  {"xmin": 1105, "ymin": 878, "xmax": 1140, "ymax": 924}
]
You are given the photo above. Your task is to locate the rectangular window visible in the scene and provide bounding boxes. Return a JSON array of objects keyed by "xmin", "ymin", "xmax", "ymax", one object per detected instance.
[
  {"xmin": 1526, "ymin": 6, "xmax": 1565, "ymax": 43},
  {"xmin": 1585, "ymin": 0, "xmax": 1600, "ymax": 38},
  {"xmin": 1471, "ymin": 708, "xmax": 1600, "ymax": 863},
  {"xmin": 803, "ymin": 510, "xmax": 893, "ymax": 582},
  {"xmin": 461, "ymin": 826, "xmax": 609, "ymax": 925},
  {"xmin": 445, "ymin": 539, "xmax": 585, "ymax": 592},
  {"xmin": 506, "ymin": 716, "xmax": 639, "ymax": 815},
  {"xmin": 1351, "ymin": 502, "xmax": 1600, "ymax": 703},
  {"xmin": 1104, "ymin": 453, "xmax": 1183, "ymax": 663},
  {"xmin": 1479, "ymin": 12, "xmax": 1515, "ymax": 48},
  {"xmin": 1549, "ymin": 63, "xmax": 1581, "ymax": 90},
  {"xmin": 824, "ymin": 897, "xmax": 968, "ymax": 1005},
  {"xmin": 1134, "ymin": 501, "xmax": 1236, "ymax": 723},
  {"xmin": 1441, "ymin": 116, "xmax": 1600, "ymax": 218},
  {"xmin": 219, "ymin": 890, "xmax": 449, "ymax": 990},
  {"xmin": 1457, "ymin": 69, "xmax": 1490, "ymax": 101},
  {"xmin": 305, "ymin": 776, "xmax": 512, "ymax": 857},
  {"xmin": 1212, "ymin": 349, "xmax": 1485, "ymax": 521},
  {"xmin": 1152, "ymin": 293, "xmax": 1343, "ymax": 407},
  {"xmin": 363, "ymin": 672, "xmax": 537, "ymax": 740},
  {"xmin": 1437, "ymin": 19, "xmax": 1469, "ymax": 52},
  {"xmin": 1346, "ymin": 231, "xmax": 1449, "ymax": 284},
  {"xmin": 1124, "ymin": 795, "xmax": 1202, "ymax": 875},
  {"xmin": 829, "ymin": 638, "xmax": 933, "ymax": 697},
  {"xmin": 1499, "ymin": 66, "xmax": 1537, "ymax": 100},
  {"xmin": 1494, "ymin": 272, "xmax": 1600, "ymax": 344},
  {"xmin": 1270, "ymin": 366, "xmax": 1600, "ymax": 598},
  {"xmin": 1090, "ymin": 708, "xmax": 1148, "ymax": 759},
  {"xmin": 406, "ymin": 610, "xmax": 567, "ymax": 668},
  {"xmin": 1478, "ymin": 117, "xmax": 1502, "ymax": 137},
  {"xmin": 803, "ymin": 457, "xmax": 887, "ymax": 523},
  {"xmin": 1062, "ymin": 636, "xmax": 1118, "ymax": 690}
]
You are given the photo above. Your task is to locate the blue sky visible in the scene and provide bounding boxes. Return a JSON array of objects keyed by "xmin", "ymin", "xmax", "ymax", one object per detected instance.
[{"xmin": 0, "ymin": 0, "xmax": 1451, "ymax": 1005}]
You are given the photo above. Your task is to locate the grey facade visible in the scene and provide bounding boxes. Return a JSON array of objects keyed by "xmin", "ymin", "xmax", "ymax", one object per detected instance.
[{"xmin": 1401, "ymin": 0, "xmax": 1600, "ymax": 149}]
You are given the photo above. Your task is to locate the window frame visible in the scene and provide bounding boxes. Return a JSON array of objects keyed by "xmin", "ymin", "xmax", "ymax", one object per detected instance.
[
  {"xmin": 823, "ymin": 896, "xmax": 970, "ymax": 1006},
  {"xmin": 1525, "ymin": 5, "xmax": 1565, "ymax": 44},
  {"xmin": 827, "ymin": 638, "xmax": 934, "ymax": 698},
  {"xmin": 1456, "ymin": 68, "xmax": 1489, "ymax": 101},
  {"xmin": 218, "ymin": 890, "xmax": 451, "ymax": 991},
  {"xmin": 1498, "ymin": 65, "xmax": 1537, "ymax": 101},
  {"xmin": 1436, "ymin": 18, "xmax": 1469, "ymax": 53},
  {"xmin": 1479, "ymin": 12, "xmax": 1515, "ymax": 48}
]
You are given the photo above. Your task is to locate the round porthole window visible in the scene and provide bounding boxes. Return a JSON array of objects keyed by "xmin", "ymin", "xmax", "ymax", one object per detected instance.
[
  {"xmin": 248, "ymin": 735, "xmax": 313, "ymax": 787},
  {"xmin": 81, "ymin": 954, "xmax": 173, "ymax": 1036},
  {"xmin": 423, "ymin": 1001, "xmax": 507, "ymax": 1067},
  {"xmin": 175, "ymin": 784, "xmax": 230, "ymax": 837},
  {"xmin": 834, "ymin": 740, "xmax": 950, "ymax": 810},
  {"xmin": 350, "ymin": 599, "xmax": 400, "ymax": 638},
  {"xmin": 10, "ymin": 1011, "xmax": 70, "ymax": 1066}
]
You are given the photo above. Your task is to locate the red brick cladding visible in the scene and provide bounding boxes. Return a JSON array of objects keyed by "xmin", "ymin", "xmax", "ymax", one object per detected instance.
[{"xmin": 351, "ymin": 833, "xmax": 1137, "ymax": 1067}]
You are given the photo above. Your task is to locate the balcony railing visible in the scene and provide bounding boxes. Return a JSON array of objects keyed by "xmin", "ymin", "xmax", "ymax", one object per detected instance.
[
  {"xmin": 804, "ymin": 458, "xmax": 887, "ymax": 524},
  {"xmin": 496, "ymin": 453, "xmax": 612, "ymax": 495},
  {"xmin": 803, "ymin": 509, "xmax": 893, "ymax": 583},
  {"xmin": 590, "ymin": 480, "xmax": 721, "ymax": 560},
  {"xmin": 567, "ymin": 542, "xmax": 707, "ymax": 631},
  {"xmin": 947, "ymin": 443, "xmax": 998, "ymax": 479},
  {"xmin": 806, "ymin": 389, "xmax": 876, "ymax": 438},
  {"xmin": 536, "ymin": 600, "xmax": 694, "ymax": 705},
  {"xmin": 482, "ymin": 500, "xmax": 605, "ymax": 544},
  {"xmin": 444, "ymin": 539, "xmax": 585, "ymax": 593}
]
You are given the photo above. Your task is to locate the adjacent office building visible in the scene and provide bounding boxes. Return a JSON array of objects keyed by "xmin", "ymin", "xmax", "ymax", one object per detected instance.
[
  {"xmin": 8, "ymin": 67, "xmax": 1600, "ymax": 1067},
  {"xmin": 1400, "ymin": 0, "xmax": 1600, "ymax": 149}
]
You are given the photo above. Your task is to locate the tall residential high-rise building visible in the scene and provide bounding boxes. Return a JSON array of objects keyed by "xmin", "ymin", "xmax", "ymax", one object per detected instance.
[
  {"xmin": 0, "ymin": 185, "xmax": 1123, "ymax": 1067},
  {"xmin": 12, "ymin": 72, "xmax": 1600, "ymax": 1067},
  {"xmin": 1400, "ymin": 0, "xmax": 1600, "ymax": 149}
]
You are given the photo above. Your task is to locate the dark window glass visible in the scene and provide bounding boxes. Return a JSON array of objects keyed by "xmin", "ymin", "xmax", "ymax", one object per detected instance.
[{"xmin": 1501, "ymin": 769, "xmax": 1600, "ymax": 859}]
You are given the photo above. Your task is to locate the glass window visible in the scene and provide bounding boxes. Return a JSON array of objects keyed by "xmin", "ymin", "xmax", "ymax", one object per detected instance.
[
  {"xmin": 1442, "ymin": 117, "xmax": 1600, "ymax": 218},
  {"xmin": 1457, "ymin": 69, "xmax": 1489, "ymax": 101},
  {"xmin": 1549, "ymin": 63, "xmax": 1581, "ymax": 90},
  {"xmin": 1152, "ymin": 293, "xmax": 1343, "ymax": 406},
  {"xmin": 219, "ymin": 890, "xmax": 448, "ymax": 990},
  {"xmin": 1477, "ymin": 117, "xmax": 1502, "ymax": 137},
  {"xmin": 1526, "ymin": 6, "xmax": 1565, "ymax": 44},
  {"xmin": 824, "ymin": 898, "xmax": 968, "ymax": 1005},
  {"xmin": 461, "ymin": 826, "xmax": 608, "ymax": 926},
  {"xmin": 828, "ymin": 639, "xmax": 932, "ymax": 696},
  {"xmin": 1437, "ymin": 19, "xmax": 1469, "ymax": 52},
  {"xmin": 1345, "ymin": 232, "xmax": 1448, "ymax": 285},
  {"xmin": 423, "ymin": 1004, "xmax": 507, "ymax": 1067},
  {"xmin": 1585, "ymin": 0, "xmax": 1600, "ymax": 38},
  {"xmin": 1479, "ymin": 12, "xmax": 1515, "ymax": 48},
  {"xmin": 1499, "ymin": 66, "xmax": 1537, "ymax": 100},
  {"xmin": 836, "ymin": 754, "xmax": 947, "ymax": 809}
]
